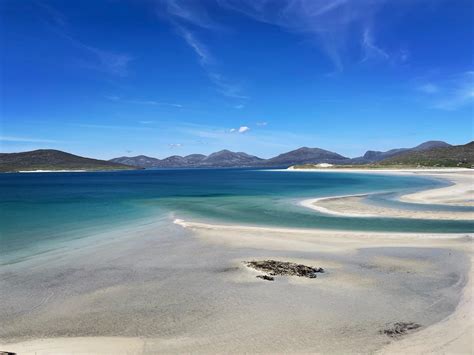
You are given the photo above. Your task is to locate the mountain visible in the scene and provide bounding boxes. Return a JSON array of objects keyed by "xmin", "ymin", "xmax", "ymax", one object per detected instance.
[
  {"xmin": 379, "ymin": 141, "xmax": 474, "ymax": 167},
  {"xmin": 200, "ymin": 150, "xmax": 263, "ymax": 167},
  {"xmin": 107, "ymin": 140, "xmax": 465, "ymax": 169},
  {"xmin": 110, "ymin": 147, "xmax": 345, "ymax": 168},
  {"xmin": 350, "ymin": 141, "xmax": 451, "ymax": 164},
  {"xmin": 262, "ymin": 147, "xmax": 349, "ymax": 167},
  {"xmin": 110, "ymin": 155, "xmax": 161, "ymax": 168},
  {"xmin": 109, "ymin": 150, "xmax": 263, "ymax": 168},
  {"xmin": 0, "ymin": 149, "xmax": 139, "ymax": 172},
  {"xmin": 184, "ymin": 154, "xmax": 206, "ymax": 165},
  {"xmin": 411, "ymin": 140, "xmax": 452, "ymax": 151}
]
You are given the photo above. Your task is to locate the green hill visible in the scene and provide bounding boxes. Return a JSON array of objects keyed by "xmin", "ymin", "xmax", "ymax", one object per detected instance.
[
  {"xmin": 0, "ymin": 149, "xmax": 139, "ymax": 172},
  {"xmin": 379, "ymin": 141, "xmax": 474, "ymax": 168}
]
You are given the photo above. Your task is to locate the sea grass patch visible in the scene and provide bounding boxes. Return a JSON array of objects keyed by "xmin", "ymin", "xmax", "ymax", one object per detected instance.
[
  {"xmin": 381, "ymin": 322, "xmax": 421, "ymax": 337},
  {"xmin": 245, "ymin": 260, "xmax": 324, "ymax": 281}
]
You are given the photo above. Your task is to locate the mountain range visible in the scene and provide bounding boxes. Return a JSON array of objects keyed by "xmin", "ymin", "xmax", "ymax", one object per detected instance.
[
  {"xmin": 110, "ymin": 140, "xmax": 453, "ymax": 168},
  {"xmin": 1, "ymin": 140, "xmax": 472, "ymax": 172}
]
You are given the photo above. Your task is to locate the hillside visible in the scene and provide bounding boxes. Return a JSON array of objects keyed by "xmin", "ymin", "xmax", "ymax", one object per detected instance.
[
  {"xmin": 261, "ymin": 147, "xmax": 348, "ymax": 167},
  {"xmin": 349, "ymin": 141, "xmax": 451, "ymax": 164},
  {"xmin": 379, "ymin": 142, "xmax": 474, "ymax": 167},
  {"xmin": 108, "ymin": 140, "xmax": 458, "ymax": 169},
  {"xmin": 0, "ymin": 149, "xmax": 139, "ymax": 172},
  {"xmin": 200, "ymin": 150, "xmax": 263, "ymax": 167},
  {"xmin": 110, "ymin": 155, "xmax": 161, "ymax": 168},
  {"xmin": 110, "ymin": 150, "xmax": 263, "ymax": 168}
]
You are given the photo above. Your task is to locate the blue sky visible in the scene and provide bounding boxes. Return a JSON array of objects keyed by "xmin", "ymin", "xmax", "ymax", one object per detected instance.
[{"xmin": 1, "ymin": 0, "xmax": 473, "ymax": 159}]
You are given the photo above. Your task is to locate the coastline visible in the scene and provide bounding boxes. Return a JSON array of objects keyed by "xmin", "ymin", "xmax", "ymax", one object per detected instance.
[
  {"xmin": 17, "ymin": 170, "xmax": 88, "ymax": 173},
  {"xmin": 1, "ymin": 168, "xmax": 472, "ymax": 354},
  {"xmin": 300, "ymin": 169, "xmax": 473, "ymax": 220}
]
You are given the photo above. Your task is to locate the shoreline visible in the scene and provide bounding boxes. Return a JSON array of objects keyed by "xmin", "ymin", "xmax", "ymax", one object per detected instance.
[
  {"xmin": 17, "ymin": 169, "xmax": 88, "ymax": 173},
  {"xmin": 300, "ymin": 169, "xmax": 473, "ymax": 220},
  {"xmin": 1, "ymin": 168, "xmax": 472, "ymax": 354}
]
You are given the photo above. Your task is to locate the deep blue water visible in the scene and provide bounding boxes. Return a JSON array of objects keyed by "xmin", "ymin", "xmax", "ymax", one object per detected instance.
[{"xmin": 1, "ymin": 169, "xmax": 473, "ymax": 263}]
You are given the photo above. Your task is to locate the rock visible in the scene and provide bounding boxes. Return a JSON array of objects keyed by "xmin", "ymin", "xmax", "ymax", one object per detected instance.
[
  {"xmin": 245, "ymin": 260, "xmax": 324, "ymax": 279},
  {"xmin": 381, "ymin": 322, "xmax": 421, "ymax": 337},
  {"xmin": 256, "ymin": 275, "xmax": 275, "ymax": 281}
]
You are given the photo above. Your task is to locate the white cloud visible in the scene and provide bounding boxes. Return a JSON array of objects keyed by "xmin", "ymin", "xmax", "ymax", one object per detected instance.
[
  {"xmin": 256, "ymin": 121, "xmax": 268, "ymax": 126},
  {"xmin": 234, "ymin": 104, "xmax": 245, "ymax": 109},
  {"xmin": 229, "ymin": 126, "xmax": 250, "ymax": 133},
  {"xmin": 168, "ymin": 143, "xmax": 183, "ymax": 148}
]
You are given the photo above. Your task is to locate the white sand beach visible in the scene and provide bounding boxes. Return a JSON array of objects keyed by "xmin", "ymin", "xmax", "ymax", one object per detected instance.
[
  {"xmin": 1, "ymin": 169, "xmax": 472, "ymax": 354},
  {"xmin": 301, "ymin": 169, "xmax": 474, "ymax": 219}
]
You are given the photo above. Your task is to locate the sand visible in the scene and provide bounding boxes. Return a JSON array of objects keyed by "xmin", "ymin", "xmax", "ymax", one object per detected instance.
[
  {"xmin": 302, "ymin": 169, "xmax": 474, "ymax": 220},
  {"xmin": 1, "ymin": 168, "xmax": 473, "ymax": 354}
]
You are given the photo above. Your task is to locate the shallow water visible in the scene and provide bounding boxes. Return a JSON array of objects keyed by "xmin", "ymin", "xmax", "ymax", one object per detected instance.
[{"xmin": 1, "ymin": 169, "xmax": 472, "ymax": 263}]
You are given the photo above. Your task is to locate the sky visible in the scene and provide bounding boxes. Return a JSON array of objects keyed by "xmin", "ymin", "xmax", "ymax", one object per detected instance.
[{"xmin": 1, "ymin": 0, "xmax": 473, "ymax": 159}]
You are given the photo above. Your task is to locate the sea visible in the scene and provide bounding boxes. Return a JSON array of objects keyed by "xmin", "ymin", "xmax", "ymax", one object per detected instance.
[{"xmin": 1, "ymin": 169, "xmax": 473, "ymax": 265}]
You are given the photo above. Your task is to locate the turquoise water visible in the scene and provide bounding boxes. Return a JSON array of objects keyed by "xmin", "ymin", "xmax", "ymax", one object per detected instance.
[{"xmin": 1, "ymin": 169, "xmax": 472, "ymax": 263}]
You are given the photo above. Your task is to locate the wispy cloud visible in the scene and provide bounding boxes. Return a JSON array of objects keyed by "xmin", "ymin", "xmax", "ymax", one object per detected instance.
[
  {"xmin": 159, "ymin": 1, "xmax": 247, "ymax": 99},
  {"xmin": 208, "ymin": 72, "xmax": 247, "ymax": 99},
  {"xmin": 128, "ymin": 100, "xmax": 183, "ymax": 108},
  {"xmin": 417, "ymin": 83, "xmax": 439, "ymax": 94},
  {"xmin": 36, "ymin": 2, "xmax": 132, "ymax": 76},
  {"xmin": 164, "ymin": 0, "xmax": 221, "ymax": 30},
  {"xmin": 106, "ymin": 96, "xmax": 183, "ymax": 108},
  {"xmin": 0, "ymin": 135, "xmax": 60, "ymax": 143},
  {"xmin": 256, "ymin": 121, "xmax": 268, "ymax": 126},
  {"xmin": 79, "ymin": 43, "xmax": 132, "ymax": 77},
  {"xmin": 361, "ymin": 27, "xmax": 389, "ymax": 62},
  {"xmin": 71, "ymin": 123, "xmax": 152, "ymax": 131},
  {"xmin": 176, "ymin": 26, "xmax": 213, "ymax": 66},
  {"xmin": 217, "ymin": 0, "xmax": 390, "ymax": 71},
  {"xmin": 417, "ymin": 71, "xmax": 474, "ymax": 110}
]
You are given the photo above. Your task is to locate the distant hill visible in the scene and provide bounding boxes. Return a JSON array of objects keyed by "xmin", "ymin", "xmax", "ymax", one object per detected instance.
[
  {"xmin": 4, "ymin": 141, "xmax": 469, "ymax": 172},
  {"xmin": 350, "ymin": 141, "xmax": 451, "ymax": 164},
  {"xmin": 200, "ymin": 150, "xmax": 263, "ymax": 167},
  {"xmin": 379, "ymin": 141, "xmax": 474, "ymax": 167},
  {"xmin": 110, "ymin": 150, "xmax": 263, "ymax": 168},
  {"xmin": 110, "ymin": 155, "xmax": 161, "ymax": 168},
  {"xmin": 109, "ymin": 147, "xmax": 345, "ymax": 168},
  {"xmin": 109, "ymin": 141, "xmax": 461, "ymax": 169},
  {"xmin": 0, "ymin": 149, "xmax": 138, "ymax": 172},
  {"xmin": 261, "ymin": 147, "xmax": 348, "ymax": 167}
]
